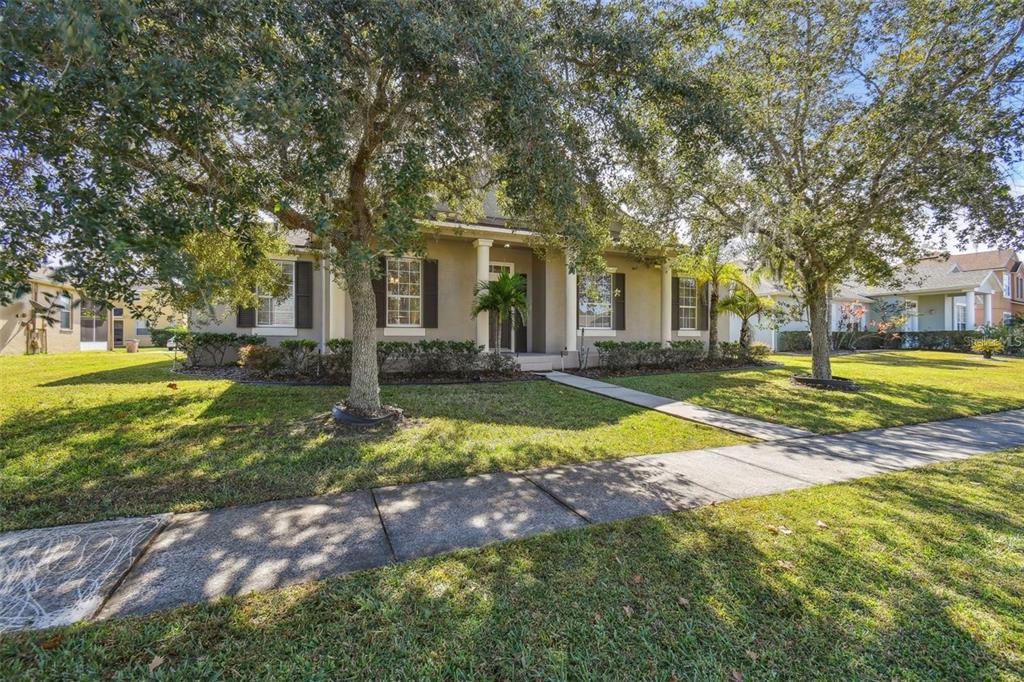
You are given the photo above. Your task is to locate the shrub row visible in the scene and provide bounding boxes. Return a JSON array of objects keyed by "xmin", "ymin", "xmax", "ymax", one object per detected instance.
[
  {"xmin": 592, "ymin": 339, "xmax": 769, "ymax": 372},
  {"xmin": 238, "ymin": 338, "xmax": 519, "ymax": 379},
  {"xmin": 778, "ymin": 330, "xmax": 982, "ymax": 353},
  {"xmin": 150, "ymin": 326, "xmax": 187, "ymax": 348}
]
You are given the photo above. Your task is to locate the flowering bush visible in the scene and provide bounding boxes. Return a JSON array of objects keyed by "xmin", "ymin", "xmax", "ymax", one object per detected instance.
[{"xmin": 971, "ymin": 338, "xmax": 1004, "ymax": 358}]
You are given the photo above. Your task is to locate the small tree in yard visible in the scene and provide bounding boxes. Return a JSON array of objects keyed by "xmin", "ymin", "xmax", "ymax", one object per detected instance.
[
  {"xmin": 674, "ymin": 241, "xmax": 745, "ymax": 358},
  {"xmin": 1, "ymin": 0, "xmax": 669, "ymax": 415},
  {"xmin": 658, "ymin": 0, "xmax": 1024, "ymax": 379},
  {"xmin": 718, "ymin": 286, "xmax": 774, "ymax": 350}
]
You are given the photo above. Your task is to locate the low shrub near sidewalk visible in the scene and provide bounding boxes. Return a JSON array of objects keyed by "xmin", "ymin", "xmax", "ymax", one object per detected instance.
[
  {"xmin": 586, "ymin": 339, "xmax": 769, "ymax": 375},
  {"xmin": 178, "ymin": 332, "xmax": 266, "ymax": 367}
]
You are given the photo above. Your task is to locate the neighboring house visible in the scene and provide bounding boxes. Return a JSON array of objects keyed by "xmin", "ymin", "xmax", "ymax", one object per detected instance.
[
  {"xmin": 861, "ymin": 249, "xmax": 1021, "ymax": 331},
  {"xmin": 749, "ymin": 280, "xmax": 873, "ymax": 350},
  {"xmin": 749, "ymin": 249, "xmax": 1023, "ymax": 349},
  {"xmin": 191, "ymin": 206, "xmax": 722, "ymax": 371},
  {"xmin": 0, "ymin": 270, "xmax": 182, "ymax": 356}
]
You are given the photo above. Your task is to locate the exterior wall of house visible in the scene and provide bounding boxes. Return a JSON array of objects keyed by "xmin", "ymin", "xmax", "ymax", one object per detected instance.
[
  {"xmin": 115, "ymin": 302, "xmax": 183, "ymax": 348},
  {"xmin": 0, "ymin": 281, "xmax": 81, "ymax": 356},
  {"xmin": 191, "ymin": 254, "xmax": 326, "ymax": 345},
  {"xmin": 915, "ymin": 294, "xmax": 948, "ymax": 330}
]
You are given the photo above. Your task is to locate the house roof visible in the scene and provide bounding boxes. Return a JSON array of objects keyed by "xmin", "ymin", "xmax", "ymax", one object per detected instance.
[
  {"xmin": 861, "ymin": 259, "xmax": 997, "ymax": 296},
  {"xmin": 936, "ymin": 249, "xmax": 1019, "ymax": 272},
  {"xmin": 752, "ymin": 279, "xmax": 871, "ymax": 302}
]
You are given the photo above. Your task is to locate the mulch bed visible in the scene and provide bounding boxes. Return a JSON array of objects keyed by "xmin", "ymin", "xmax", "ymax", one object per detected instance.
[
  {"xmin": 172, "ymin": 365, "xmax": 543, "ymax": 387},
  {"xmin": 569, "ymin": 361, "xmax": 779, "ymax": 380}
]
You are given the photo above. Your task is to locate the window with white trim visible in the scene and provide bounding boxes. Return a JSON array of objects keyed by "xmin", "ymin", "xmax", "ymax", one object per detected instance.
[
  {"xmin": 678, "ymin": 277, "xmax": 697, "ymax": 329},
  {"xmin": 136, "ymin": 319, "xmax": 150, "ymax": 335},
  {"xmin": 488, "ymin": 263, "xmax": 513, "ymax": 281},
  {"xmin": 57, "ymin": 295, "xmax": 72, "ymax": 330},
  {"xmin": 1004, "ymin": 312, "xmax": 1014, "ymax": 325},
  {"xmin": 578, "ymin": 273, "xmax": 613, "ymax": 329},
  {"xmin": 1004, "ymin": 274, "xmax": 1012, "ymax": 297},
  {"xmin": 1017, "ymin": 276, "xmax": 1023, "ymax": 300},
  {"xmin": 257, "ymin": 260, "xmax": 296, "ymax": 327},
  {"xmin": 386, "ymin": 257, "xmax": 422, "ymax": 327}
]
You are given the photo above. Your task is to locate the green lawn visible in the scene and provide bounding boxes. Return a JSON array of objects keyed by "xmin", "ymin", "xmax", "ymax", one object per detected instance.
[
  {"xmin": 0, "ymin": 352, "xmax": 745, "ymax": 531},
  {"xmin": 609, "ymin": 351, "xmax": 1024, "ymax": 434},
  {"xmin": 5, "ymin": 449, "xmax": 1022, "ymax": 679}
]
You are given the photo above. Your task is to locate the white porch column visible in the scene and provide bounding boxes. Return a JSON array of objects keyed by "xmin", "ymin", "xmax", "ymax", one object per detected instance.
[
  {"xmin": 565, "ymin": 262, "xmax": 578, "ymax": 352},
  {"xmin": 984, "ymin": 292, "xmax": 993, "ymax": 326},
  {"xmin": 661, "ymin": 263, "xmax": 672, "ymax": 346},
  {"xmin": 965, "ymin": 290, "xmax": 976, "ymax": 330},
  {"xmin": 473, "ymin": 239, "xmax": 493, "ymax": 350}
]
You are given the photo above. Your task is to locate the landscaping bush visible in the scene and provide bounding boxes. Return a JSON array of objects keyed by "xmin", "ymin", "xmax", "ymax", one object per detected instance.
[
  {"xmin": 151, "ymin": 325, "xmax": 187, "ymax": 348},
  {"xmin": 404, "ymin": 339, "xmax": 482, "ymax": 377},
  {"xmin": 593, "ymin": 341, "xmax": 661, "ymax": 371},
  {"xmin": 323, "ymin": 338, "xmax": 354, "ymax": 380},
  {"xmin": 899, "ymin": 330, "xmax": 979, "ymax": 352},
  {"xmin": 979, "ymin": 321, "xmax": 1024, "ymax": 356},
  {"xmin": 746, "ymin": 341, "xmax": 771, "ymax": 364},
  {"xmin": 971, "ymin": 338, "xmax": 1004, "ymax": 359},
  {"xmin": 238, "ymin": 344, "xmax": 283, "ymax": 376},
  {"xmin": 177, "ymin": 332, "xmax": 265, "ymax": 367},
  {"xmin": 777, "ymin": 331, "xmax": 811, "ymax": 352},
  {"xmin": 279, "ymin": 339, "xmax": 320, "ymax": 376},
  {"xmin": 377, "ymin": 341, "xmax": 412, "ymax": 372},
  {"xmin": 479, "ymin": 350, "xmax": 519, "ymax": 375}
]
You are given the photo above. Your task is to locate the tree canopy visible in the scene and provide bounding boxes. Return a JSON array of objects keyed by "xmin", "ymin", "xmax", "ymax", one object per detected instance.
[{"xmin": 641, "ymin": 0, "xmax": 1024, "ymax": 377}]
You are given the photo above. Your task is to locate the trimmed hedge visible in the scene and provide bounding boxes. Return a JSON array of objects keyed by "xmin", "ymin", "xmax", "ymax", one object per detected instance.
[
  {"xmin": 151, "ymin": 326, "xmax": 187, "ymax": 348},
  {"xmin": 591, "ymin": 339, "xmax": 712, "ymax": 372},
  {"xmin": 778, "ymin": 329, "xmax": 981, "ymax": 353}
]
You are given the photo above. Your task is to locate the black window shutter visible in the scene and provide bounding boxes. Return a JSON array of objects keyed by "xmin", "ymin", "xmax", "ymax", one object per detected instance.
[
  {"xmin": 372, "ymin": 256, "xmax": 387, "ymax": 328},
  {"xmin": 295, "ymin": 261, "xmax": 314, "ymax": 329},
  {"xmin": 237, "ymin": 306, "xmax": 256, "ymax": 328},
  {"xmin": 698, "ymin": 283, "xmax": 709, "ymax": 330},
  {"xmin": 422, "ymin": 259, "xmax": 438, "ymax": 328},
  {"xmin": 671, "ymin": 276, "xmax": 680, "ymax": 330},
  {"xmin": 613, "ymin": 272, "xmax": 626, "ymax": 330}
]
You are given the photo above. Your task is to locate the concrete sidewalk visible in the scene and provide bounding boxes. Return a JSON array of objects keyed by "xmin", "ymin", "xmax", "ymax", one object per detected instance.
[
  {"xmin": 544, "ymin": 371, "xmax": 814, "ymax": 440},
  {"xmin": 2, "ymin": 409, "xmax": 1022, "ymax": 632}
]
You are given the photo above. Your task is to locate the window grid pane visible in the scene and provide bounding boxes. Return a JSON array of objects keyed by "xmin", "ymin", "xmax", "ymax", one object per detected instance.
[
  {"xmin": 678, "ymin": 277, "xmax": 697, "ymax": 329},
  {"xmin": 387, "ymin": 257, "xmax": 422, "ymax": 326},
  {"xmin": 578, "ymin": 273, "xmax": 613, "ymax": 329},
  {"xmin": 256, "ymin": 261, "xmax": 295, "ymax": 327}
]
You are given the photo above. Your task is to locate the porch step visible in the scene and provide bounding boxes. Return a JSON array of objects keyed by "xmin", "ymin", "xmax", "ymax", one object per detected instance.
[{"xmin": 514, "ymin": 354, "xmax": 566, "ymax": 372}]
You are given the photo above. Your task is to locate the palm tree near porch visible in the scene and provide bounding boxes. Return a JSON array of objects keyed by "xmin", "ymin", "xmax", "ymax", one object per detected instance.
[{"xmin": 472, "ymin": 272, "xmax": 528, "ymax": 352}]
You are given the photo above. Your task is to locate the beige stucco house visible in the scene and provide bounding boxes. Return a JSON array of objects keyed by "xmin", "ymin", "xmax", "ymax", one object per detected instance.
[
  {"xmin": 192, "ymin": 216, "xmax": 723, "ymax": 371},
  {"xmin": 0, "ymin": 270, "xmax": 183, "ymax": 356}
]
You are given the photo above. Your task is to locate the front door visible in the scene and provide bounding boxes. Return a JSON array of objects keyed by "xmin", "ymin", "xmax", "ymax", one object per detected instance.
[{"xmin": 486, "ymin": 264, "xmax": 527, "ymax": 352}]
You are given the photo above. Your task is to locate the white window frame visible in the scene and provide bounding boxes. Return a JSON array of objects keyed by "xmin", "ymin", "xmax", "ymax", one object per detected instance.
[
  {"xmin": 488, "ymin": 262, "xmax": 514, "ymax": 281},
  {"xmin": 578, "ymin": 272, "xmax": 613, "ymax": 330},
  {"xmin": 1017, "ymin": 277, "xmax": 1023, "ymax": 300},
  {"xmin": 678, "ymin": 277, "xmax": 698, "ymax": 330},
  {"xmin": 1003, "ymin": 312, "xmax": 1014, "ymax": 326},
  {"xmin": 57, "ymin": 295, "xmax": 72, "ymax": 330},
  {"xmin": 1004, "ymin": 274, "xmax": 1012, "ymax": 297},
  {"xmin": 386, "ymin": 257, "xmax": 423, "ymax": 328},
  {"xmin": 135, "ymin": 318, "xmax": 150, "ymax": 335},
  {"xmin": 256, "ymin": 260, "xmax": 296, "ymax": 328}
]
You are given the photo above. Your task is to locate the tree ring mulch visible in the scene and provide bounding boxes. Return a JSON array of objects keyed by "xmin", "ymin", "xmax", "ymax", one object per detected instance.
[
  {"xmin": 331, "ymin": 402, "xmax": 403, "ymax": 427},
  {"xmin": 791, "ymin": 374, "xmax": 860, "ymax": 392}
]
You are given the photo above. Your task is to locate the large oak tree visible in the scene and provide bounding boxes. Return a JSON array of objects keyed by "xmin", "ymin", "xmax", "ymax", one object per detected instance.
[
  {"xmin": 1, "ymin": 0, "xmax": 663, "ymax": 413},
  {"xmin": 645, "ymin": 0, "xmax": 1024, "ymax": 379}
]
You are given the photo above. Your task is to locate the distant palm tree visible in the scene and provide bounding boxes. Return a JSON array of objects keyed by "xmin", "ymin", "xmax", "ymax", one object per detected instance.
[
  {"xmin": 675, "ymin": 242, "xmax": 746, "ymax": 358},
  {"xmin": 718, "ymin": 285, "xmax": 775, "ymax": 349},
  {"xmin": 472, "ymin": 272, "xmax": 527, "ymax": 351}
]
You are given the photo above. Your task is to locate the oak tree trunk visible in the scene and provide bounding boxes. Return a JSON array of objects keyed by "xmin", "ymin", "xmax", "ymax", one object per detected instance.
[
  {"xmin": 707, "ymin": 285, "xmax": 720, "ymax": 359},
  {"xmin": 807, "ymin": 287, "xmax": 833, "ymax": 379},
  {"xmin": 345, "ymin": 262, "xmax": 382, "ymax": 415}
]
